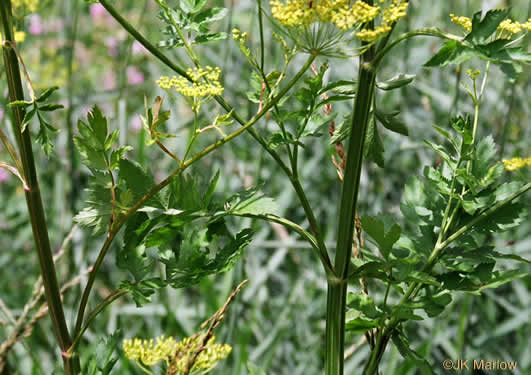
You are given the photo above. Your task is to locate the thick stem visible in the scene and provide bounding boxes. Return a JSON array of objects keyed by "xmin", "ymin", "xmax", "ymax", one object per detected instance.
[
  {"xmin": 0, "ymin": 2, "xmax": 79, "ymax": 373},
  {"xmin": 325, "ymin": 51, "xmax": 376, "ymax": 375}
]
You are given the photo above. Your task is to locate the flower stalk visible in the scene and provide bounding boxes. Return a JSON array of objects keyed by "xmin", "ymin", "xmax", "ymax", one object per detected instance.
[
  {"xmin": 325, "ymin": 31, "xmax": 377, "ymax": 375},
  {"xmin": 0, "ymin": 1, "xmax": 79, "ymax": 373}
]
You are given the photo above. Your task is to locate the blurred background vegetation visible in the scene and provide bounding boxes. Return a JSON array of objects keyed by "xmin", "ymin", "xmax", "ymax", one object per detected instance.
[{"xmin": 0, "ymin": 0, "xmax": 529, "ymax": 374}]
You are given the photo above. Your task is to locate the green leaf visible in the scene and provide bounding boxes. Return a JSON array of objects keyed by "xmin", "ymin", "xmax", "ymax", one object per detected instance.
[
  {"xmin": 376, "ymin": 73, "xmax": 415, "ymax": 91},
  {"xmin": 374, "ymin": 109, "xmax": 409, "ymax": 136},
  {"xmin": 194, "ymin": 32, "xmax": 227, "ymax": 44},
  {"xmin": 390, "ymin": 306, "xmax": 424, "ymax": 321},
  {"xmin": 120, "ymin": 278, "xmax": 167, "ymax": 307},
  {"xmin": 37, "ymin": 103, "xmax": 64, "ymax": 112},
  {"xmin": 87, "ymin": 106, "xmax": 109, "ymax": 146},
  {"xmin": 204, "ymin": 170, "xmax": 220, "ymax": 207},
  {"xmin": 36, "ymin": 86, "xmax": 60, "ymax": 103},
  {"xmin": 346, "ymin": 292, "xmax": 381, "ymax": 319},
  {"xmin": 85, "ymin": 332, "xmax": 120, "ymax": 375},
  {"xmin": 300, "ymin": 113, "xmax": 335, "ymax": 138},
  {"xmin": 405, "ymin": 271, "xmax": 441, "ymax": 287},
  {"xmin": 74, "ymin": 136, "xmax": 107, "ymax": 170},
  {"xmin": 471, "ymin": 135, "xmax": 498, "ymax": 185},
  {"xmin": 168, "ymin": 173, "xmax": 215, "ymax": 211},
  {"xmin": 36, "ymin": 116, "xmax": 57, "ymax": 157},
  {"xmin": 193, "ymin": 7, "xmax": 227, "ymax": 25},
  {"xmin": 349, "ymin": 259, "xmax": 389, "ymax": 281},
  {"xmin": 469, "ymin": 202, "xmax": 526, "ymax": 233},
  {"xmin": 315, "ymin": 95, "xmax": 353, "ymax": 109},
  {"xmin": 424, "ymin": 40, "xmax": 476, "ymax": 67},
  {"xmin": 180, "ymin": 0, "xmax": 207, "ymax": 13},
  {"xmin": 227, "ymin": 188, "xmax": 280, "ymax": 217},
  {"xmin": 74, "ymin": 174, "xmax": 113, "ymax": 235},
  {"xmin": 164, "ymin": 227, "xmax": 254, "ymax": 288},
  {"xmin": 419, "ymin": 292, "xmax": 452, "ymax": 317},
  {"xmin": 465, "ymin": 9, "xmax": 511, "ymax": 44},
  {"xmin": 361, "ymin": 215, "xmax": 401, "ymax": 260},
  {"xmin": 391, "ymin": 331, "xmax": 435, "ymax": 373},
  {"xmin": 20, "ymin": 108, "xmax": 36, "ymax": 133},
  {"xmin": 318, "ymin": 80, "xmax": 356, "ymax": 95},
  {"xmin": 364, "ymin": 117, "xmax": 385, "ymax": 167},
  {"xmin": 117, "ymin": 212, "xmax": 157, "ymax": 281},
  {"xmin": 330, "ymin": 114, "xmax": 351, "ymax": 144},
  {"xmin": 267, "ymin": 131, "xmax": 300, "ymax": 150},
  {"xmin": 345, "ymin": 310, "xmax": 379, "ymax": 334},
  {"xmin": 473, "ymin": 269, "xmax": 528, "ymax": 292},
  {"xmin": 8, "ymin": 99, "xmax": 33, "ymax": 110},
  {"xmin": 119, "ymin": 159, "xmax": 164, "ymax": 208}
]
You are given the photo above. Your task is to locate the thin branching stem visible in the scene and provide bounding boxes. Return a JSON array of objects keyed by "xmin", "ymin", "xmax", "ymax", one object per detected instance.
[{"xmin": 72, "ymin": 55, "xmax": 318, "ymax": 347}]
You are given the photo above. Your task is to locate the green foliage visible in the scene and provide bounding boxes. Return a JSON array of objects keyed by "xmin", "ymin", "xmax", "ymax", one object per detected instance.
[
  {"xmin": 84, "ymin": 332, "xmax": 120, "ymax": 375},
  {"xmin": 2, "ymin": 2, "xmax": 530, "ymax": 375},
  {"xmin": 360, "ymin": 215, "xmax": 401, "ymax": 260},
  {"xmin": 345, "ymin": 292, "xmax": 382, "ymax": 333},
  {"xmin": 156, "ymin": 0, "xmax": 227, "ymax": 48},
  {"xmin": 425, "ymin": 9, "xmax": 531, "ymax": 78},
  {"xmin": 9, "ymin": 86, "xmax": 63, "ymax": 156},
  {"xmin": 376, "ymin": 74, "xmax": 416, "ymax": 91},
  {"xmin": 74, "ymin": 106, "xmax": 134, "ymax": 235}
]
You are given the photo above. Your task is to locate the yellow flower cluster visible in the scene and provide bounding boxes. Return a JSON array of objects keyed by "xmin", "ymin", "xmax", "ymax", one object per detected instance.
[
  {"xmin": 0, "ymin": 30, "xmax": 26, "ymax": 43},
  {"xmin": 157, "ymin": 66, "xmax": 224, "ymax": 98},
  {"xmin": 332, "ymin": 1, "xmax": 381, "ymax": 30},
  {"xmin": 450, "ymin": 13, "xmax": 472, "ymax": 32},
  {"xmin": 169, "ymin": 335, "xmax": 232, "ymax": 374},
  {"xmin": 123, "ymin": 336, "xmax": 178, "ymax": 366},
  {"xmin": 270, "ymin": 0, "xmax": 319, "ymax": 27},
  {"xmin": 11, "ymin": 0, "xmax": 39, "ymax": 12},
  {"xmin": 502, "ymin": 157, "xmax": 531, "ymax": 171},
  {"xmin": 497, "ymin": 18, "xmax": 531, "ymax": 35},
  {"xmin": 382, "ymin": 0, "xmax": 408, "ymax": 24},
  {"xmin": 356, "ymin": 24, "xmax": 391, "ymax": 41},
  {"xmin": 232, "ymin": 28, "xmax": 248, "ymax": 41},
  {"xmin": 270, "ymin": 0, "xmax": 407, "ymax": 42},
  {"xmin": 466, "ymin": 69, "xmax": 480, "ymax": 79},
  {"xmin": 123, "ymin": 334, "xmax": 231, "ymax": 373}
]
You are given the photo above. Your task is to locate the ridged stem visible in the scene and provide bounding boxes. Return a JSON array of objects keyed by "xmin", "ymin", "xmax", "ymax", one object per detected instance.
[
  {"xmin": 325, "ymin": 47, "xmax": 376, "ymax": 375},
  {"xmin": 0, "ymin": 2, "xmax": 79, "ymax": 373}
]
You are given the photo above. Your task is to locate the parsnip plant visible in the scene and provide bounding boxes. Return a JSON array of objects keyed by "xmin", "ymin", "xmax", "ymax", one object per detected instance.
[{"xmin": 1, "ymin": 1, "xmax": 530, "ymax": 374}]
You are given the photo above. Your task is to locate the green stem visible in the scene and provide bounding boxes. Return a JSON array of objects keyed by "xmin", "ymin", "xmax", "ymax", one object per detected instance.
[
  {"xmin": 65, "ymin": 0, "xmax": 80, "ymax": 215},
  {"xmin": 0, "ymin": 2, "xmax": 79, "ymax": 374},
  {"xmin": 68, "ymin": 289, "xmax": 127, "ymax": 355},
  {"xmin": 371, "ymin": 28, "xmax": 461, "ymax": 69},
  {"xmin": 325, "ymin": 43, "xmax": 377, "ymax": 375},
  {"xmin": 72, "ymin": 54, "xmax": 317, "ymax": 345},
  {"xmin": 289, "ymin": 175, "xmax": 334, "ymax": 277}
]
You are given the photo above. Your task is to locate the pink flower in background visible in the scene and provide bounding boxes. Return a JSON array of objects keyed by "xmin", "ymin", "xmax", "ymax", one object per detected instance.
[
  {"xmin": 132, "ymin": 41, "xmax": 148, "ymax": 55},
  {"xmin": 29, "ymin": 14, "xmax": 43, "ymax": 35},
  {"xmin": 90, "ymin": 4, "xmax": 107, "ymax": 21},
  {"xmin": 131, "ymin": 115, "xmax": 143, "ymax": 132},
  {"xmin": 0, "ymin": 169, "xmax": 9, "ymax": 183},
  {"xmin": 104, "ymin": 37, "xmax": 118, "ymax": 56},
  {"xmin": 103, "ymin": 70, "xmax": 116, "ymax": 91},
  {"xmin": 127, "ymin": 66, "xmax": 145, "ymax": 85}
]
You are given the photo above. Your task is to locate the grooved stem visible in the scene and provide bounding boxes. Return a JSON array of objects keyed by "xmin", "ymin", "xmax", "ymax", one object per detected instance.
[{"xmin": 0, "ymin": 2, "xmax": 79, "ymax": 373}]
